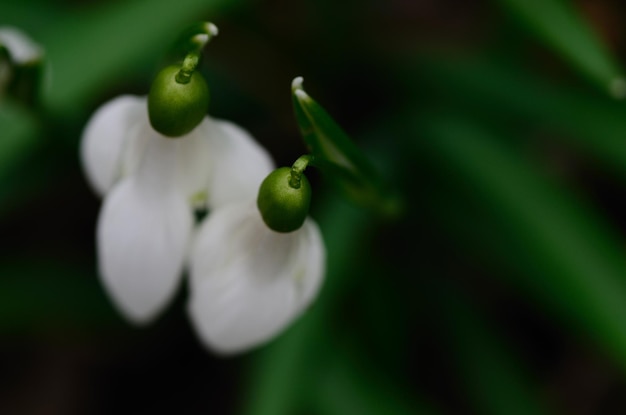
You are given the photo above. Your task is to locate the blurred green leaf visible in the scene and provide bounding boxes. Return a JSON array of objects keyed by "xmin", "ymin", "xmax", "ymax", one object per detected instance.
[
  {"xmin": 0, "ymin": 259, "xmax": 117, "ymax": 330},
  {"xmin": 242, "ymin": 197, "xmax": 372, "ymax": 415},
  {"xmin": 39, "ymin": 0, "xmax": 244, "ymax": 115},
  {"xmin": 0, "ymin": 1, "xmax": 62, "ymax": 32},
  {"xmin": 7, "ymin": 61, "xmax": 43, "ymax": 107},
  {"xmin": 243, "ymin": 194, "xmax": 433, "ymax": 415},
  {"xmin": 0, "ymin": 99, "xmax": 40, "ymax": 179},
  {"xmin": 291, "ymin": 81, "xmax": 399, "ymax": 217},
  {"xmin": 414, "ymin": 57, "xmax": 626, "ymax": 182},
  {"xmin": 416, "ymin": 115, "xmax": 626, "ymax": 373},
  {"xmin": 493, "ymin": 0, "xmax": 624, "ymax": 96},
  {"xmin": 311, "ymin": 338, "xmax": 438, "ymax": 415},
  {"xmin": 438, "ymin": 286, "xmax": 553, "ymax": 415}
]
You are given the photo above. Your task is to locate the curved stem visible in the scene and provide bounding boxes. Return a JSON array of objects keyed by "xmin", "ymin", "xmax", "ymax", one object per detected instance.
[
  {"xmin": 289, "ymin": 154, "xmax": 313, "ymax": 189},
  {"xmin": 175, "ymin": 52, "xmax": 199, "ymax": 84},
  {"xmin": 175, "ymin": 22, "xmax": 219, "ymax": 85}
]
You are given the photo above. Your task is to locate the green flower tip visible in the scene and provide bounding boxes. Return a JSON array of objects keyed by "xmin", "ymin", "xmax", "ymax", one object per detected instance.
[
  {"xmin": 205, "ymin": 22, "xmax": 219, "ymax": 37},
  {"xmin": 190, "ymin": 23, "xmax": 218, "ymax": 49},
  {"xmin": 191, "ymin": 33, "xmax": 209, "ymax": 48},
  {"xmin": 257, "ymin": 167, "xmax": 312, "ymax": 233},
  {"xmin": 148, "ymin": 64, "xmax": 209, "ymax": 137},
  {"xmin": 291, "ymin": 76, "xmax": 303, "ymax": 91},
  {"xmin": 291, "ymin": 76, "xmax": 311, "ymax": 102}
]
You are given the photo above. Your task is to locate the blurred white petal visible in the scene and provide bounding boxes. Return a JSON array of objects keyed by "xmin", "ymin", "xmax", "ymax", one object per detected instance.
[
  {"xmin": 188, "ymin": 202, "xmax": 325, "ymax": 354},
  {"xmin": 97, "ymin": 134, "xmax": 192, "ymax": 324},
  {"xmin": 175, "ymin": 118, "xmax": 212, "ymax": 201},
  {"xmin": 201, "ymin": 118, "xmax": 274, "ymax": 208},
  {"xmin": 0, "ymin": 27, "xmax": 42, "ymax": 64},
  {"xmin": 80, "ymin": 95, "xmax": 144, "ymax": 196}
]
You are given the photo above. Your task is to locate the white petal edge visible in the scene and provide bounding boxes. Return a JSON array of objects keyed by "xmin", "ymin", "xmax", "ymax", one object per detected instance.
[
  {"xmin": 97, "ymin": 134, "xmax": 192, "ymax": 324},
  {"xmin": 80, "ymin": 95, "xmax": 145, "ymax": 196},
  {"xmin": 201, "ymin": 117, "xmax": 274, "ymax": 208},
  {"xmin": 0, "ymin": 27, "xmax": 42, "ymax": 64},
  {"xmin": 187, "ymin": 202, "xmax": 325, "ymax": 354}
]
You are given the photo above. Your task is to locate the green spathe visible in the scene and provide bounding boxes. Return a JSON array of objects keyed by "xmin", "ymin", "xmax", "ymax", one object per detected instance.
[
  {"xmin": 147, "ymin": 64, "xmax": 209, "ymax": 137},
  {"xmin": 257, "ymin": 167, "xmax": 312, "ymax": 233}
]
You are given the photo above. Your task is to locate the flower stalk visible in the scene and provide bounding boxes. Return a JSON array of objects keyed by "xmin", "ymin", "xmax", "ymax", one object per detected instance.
[{"xmin": 289, "ymin": 154, "xmax": 313, "ymax": 189}]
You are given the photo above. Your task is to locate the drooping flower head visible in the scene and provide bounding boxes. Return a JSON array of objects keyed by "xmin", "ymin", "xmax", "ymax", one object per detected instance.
[
  {"xmin": 81, "ymin": 23, "xmax": 326, "ymax": 354},
  {"xmin": 82, "ymin": 94, "xmax": 279, "ymax": 323}
]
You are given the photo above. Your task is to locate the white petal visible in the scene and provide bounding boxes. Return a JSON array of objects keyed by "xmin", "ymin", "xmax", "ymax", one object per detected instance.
[
  {"xmin": 80, "ymin": 95, "xmax": 144, "ymax": 196},
  {"xmin": 201, "ymin": 118, "xmax": 274, "ymax": 208},
  {"xmin": 121, "ymin": 106, "xmax": 212, "ymax": 200},
  {"xmin": 126, "ymin": 115, "xmax": 214, "ymax": 205},
  {"xmin": 97, "ymin": 134, "xmax": 192, "ymax": 324},
  {"xmin": 0, "ymin": 27, "xmax": 42, "ymax": 64},
  {"xmin": 187, "ymin": 202, "xmax": 325, "ymax": 354},
  {"xmin": 122, "ymin": 115, "xmax": 215, "ymax": 205},
  {"xmin": 175, "ymin": 119, "xmax": 212, "ymax": 201}
]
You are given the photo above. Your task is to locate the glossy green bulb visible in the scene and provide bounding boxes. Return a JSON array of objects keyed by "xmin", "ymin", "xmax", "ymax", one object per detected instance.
[
  {"xmin": 257, "ymin": 167, "xmax": 312, "ymax": 233},
  {"xmin": 148, "ymin": 65, "xmax": 209, "ymax": 137}
]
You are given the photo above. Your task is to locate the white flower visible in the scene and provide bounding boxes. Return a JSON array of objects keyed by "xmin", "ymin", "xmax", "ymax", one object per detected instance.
[
  {"xmin": 81, "ymin": 95, "xmax": 326, "ymax": 353},
  {"xmin": 188, "ymin": 201, "xmax": 325, "ymax": 354},
  {"xmin": 81, "ymin": 94, "xmax": 273, "ymax": 323}
]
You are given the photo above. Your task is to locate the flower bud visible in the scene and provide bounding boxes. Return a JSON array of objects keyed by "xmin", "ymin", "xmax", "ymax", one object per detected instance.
[
  {"xmin": 148, "ymin": 64, "xmax": 209, "ymax": 137},
  {"xmin": 257, "ymin": 167, "xmax": 312, "ymax": 233}
]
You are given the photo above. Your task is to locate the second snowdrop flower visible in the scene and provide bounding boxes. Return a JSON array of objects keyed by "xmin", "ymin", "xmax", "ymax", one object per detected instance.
[{"xmin": 188, "ymin": 154, "xmax": 325, "ymax": 354}]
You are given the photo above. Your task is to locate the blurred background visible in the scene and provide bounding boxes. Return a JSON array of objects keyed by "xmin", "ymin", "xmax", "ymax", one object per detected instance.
[{"xmin": 3, "ymin": 0, "xmax": 626, "ymax": 413}]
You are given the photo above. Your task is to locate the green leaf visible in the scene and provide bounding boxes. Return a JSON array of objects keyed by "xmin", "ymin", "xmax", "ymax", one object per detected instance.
[
  {"xmin": 310, "ymin": 338, "xmax": 439, "ymax": 415},
  {"xmin": 291, "ymin": 79, "xmax": 398, "ymax": 217},
  {"xmin": 437, "ymin": 287, "xmax": 553, "ymax": 415},
  {"xmin": 494, "ymin": 0, "xmax": 624, "ymax": 96},
  {"xmin": 241, "ymin": 197, "xmax": 372, "ymax": 415},
  {"xmin": 0, "ymin": 99, "xmax": 40, "ymax": 179},
  {"xmin": 417, "ymin": 115, "xmax": 626, "ymax": 372},
  {"xmin": 414, "ymin": 57, "xmax": 626, "ymax": 182},
  {"xmin": 0, "ymin": 259, "xmax": 118, "ymax": 330},
  {"xmin": 6, "ymin": 61, "xmax": 43, "ymax": 107},
  {"xmin": 38, "ymin": 0, "xmax": 244, "ymax": 114}
]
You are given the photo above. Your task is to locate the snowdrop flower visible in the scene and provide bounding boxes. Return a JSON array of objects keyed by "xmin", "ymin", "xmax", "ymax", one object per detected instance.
[
  {"xmin": 186, "ymin": 157, "xmax": 324, "ymax": 354},
  {"xmin": 188, "ymin": 201, "xmax": 325, "ymax": 354},
  {"xmin": 81, "ymin": 57, "xmax": 326, "ymax": 353},
  {"xmin": 81, "ymin": 94, "xmax": 277, "ymax": 325},
  {"xmin": 81, "ymin": 22, "xmax": 326, "ymax": 352}
]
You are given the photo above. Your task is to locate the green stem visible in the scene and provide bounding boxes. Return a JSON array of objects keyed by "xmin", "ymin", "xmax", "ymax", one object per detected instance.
[
  {"xmin": 175, "ymin": 52, "xmax": 199, "ymax": 84},
  {"xmin": 289, "ymin": 155, "xmax": 313, "ymax": 189},
  {"xmin": 175, "ymin": 23, "xmax": 219, "ymax": 85}
]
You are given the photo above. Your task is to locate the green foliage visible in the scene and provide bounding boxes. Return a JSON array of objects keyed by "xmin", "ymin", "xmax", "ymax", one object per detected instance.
[
  {"xmin": 438, "ymin": 287, "xmax": 552, "ymax": 415},
  {"xmin": 3, "ymin": 0, "xmax": 626, "ymax": 414},
  {"xmin": 291, "ymin": 82, "xmax": 401, "ymax": 218},
  {"xmin": 494, "ymin": 0, "xmax": 624, "ymax": 96}
]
